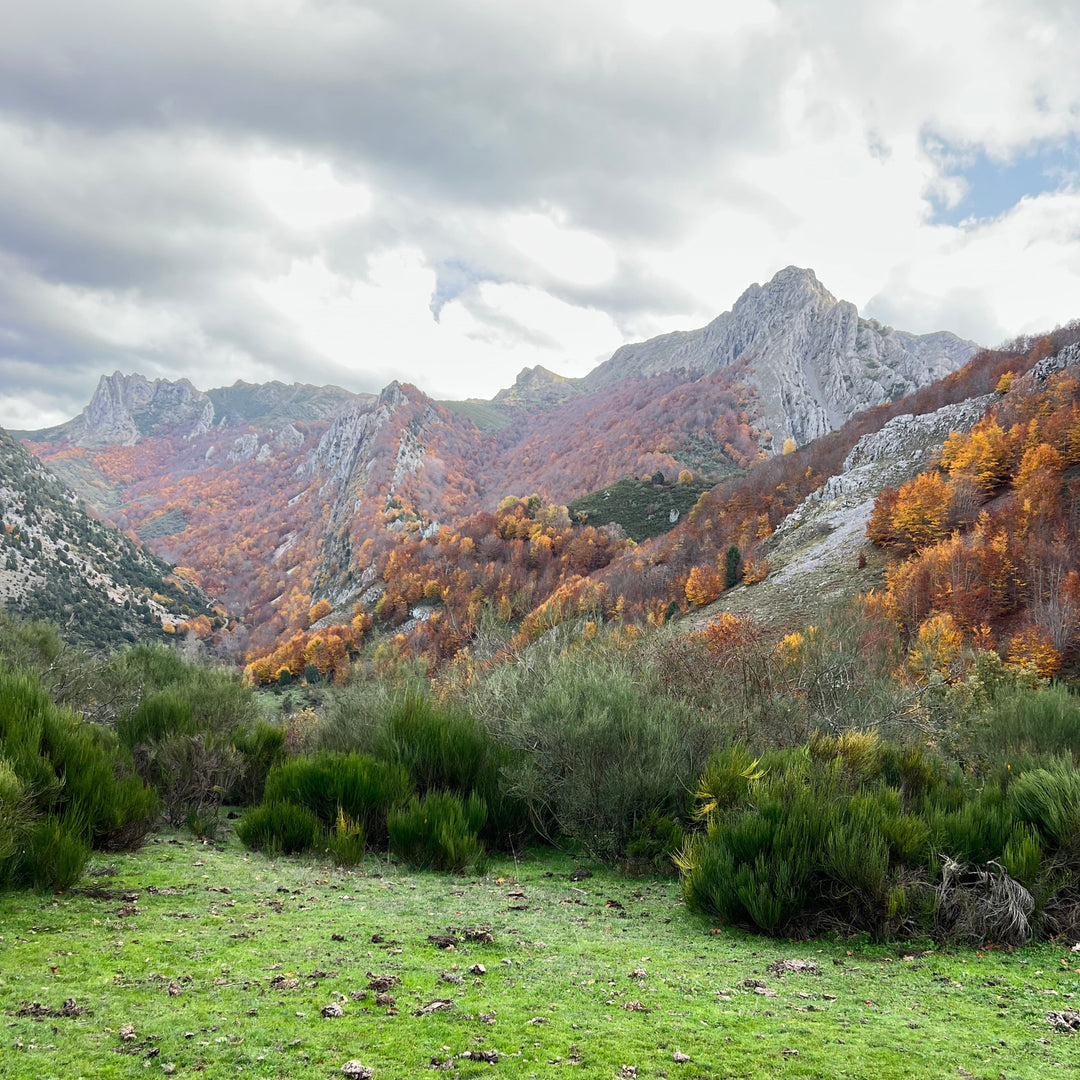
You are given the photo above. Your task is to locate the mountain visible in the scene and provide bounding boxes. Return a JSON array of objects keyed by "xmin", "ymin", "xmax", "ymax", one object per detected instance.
[
  {"xmin": 0, "ymin": 426, "xmax": 216, "ymax": 649},
  {"xmin": 492, "ymin": 365, "xmax": 586, "ymax": 410},
  {"xmin": 584, "ymin": 266, "xmax": 978, "ymax": 445},
  {"xmin": 16, "ymin": 266, "xmax": 988, "ymax": 663},
  {"xmin": 21, "ymin": 372, "xmax": 362, "ymax": 447}
]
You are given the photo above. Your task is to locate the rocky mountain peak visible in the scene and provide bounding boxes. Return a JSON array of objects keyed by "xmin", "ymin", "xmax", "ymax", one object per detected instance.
[
  {"xmin": 492, "ymin": 365, "xmax": 583, "ymax": 410},
  {"xmin": 583, "ymin": 266, "xmax": 978, "ymax": 447},
  {"xmin": 733, "ymin": 265, "xmax": 836, "ymax": 317},
  {"xmin": 77, "ymin": 372, "xmax": 210, "ymax": 447},
  {"xmin": 378, "ymin": 381, "xmax": 407, "ymax": 409}
]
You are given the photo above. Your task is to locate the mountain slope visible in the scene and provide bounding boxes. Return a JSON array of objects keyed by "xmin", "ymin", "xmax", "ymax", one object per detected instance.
[
  {"xmin": 0, "ymin": 426, "xmax": 215, "ymax": 648},
  {"xmin": 17, "ymin": 267, "xmax": 986, "ymax": 662}
]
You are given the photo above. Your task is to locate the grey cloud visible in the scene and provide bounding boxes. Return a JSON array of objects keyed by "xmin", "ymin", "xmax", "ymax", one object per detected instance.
[
  {"xmin": 0, "ymin": 1, "xmax": 806, "ymax": 427},
  {"xmin": 0, "ymin": 1, "xmax": 792, "ymax": 238},
  {"xmin": 4, "ymin": 0, "xmax": 1076, "ymax": 429}
]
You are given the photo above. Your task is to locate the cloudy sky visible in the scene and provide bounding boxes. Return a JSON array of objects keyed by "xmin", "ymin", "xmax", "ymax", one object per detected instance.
[{"xmin": 2, "ymin": 0, "xmax": 1080, "ymax": 428}]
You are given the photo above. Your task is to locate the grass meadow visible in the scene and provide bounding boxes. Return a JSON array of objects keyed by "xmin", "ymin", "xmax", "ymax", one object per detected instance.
[{"xmin": 2, "ymin": 829, "xmax": 1078, "ymax": 1080}]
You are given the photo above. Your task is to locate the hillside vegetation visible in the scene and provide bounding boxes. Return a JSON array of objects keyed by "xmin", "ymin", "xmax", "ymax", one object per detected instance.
[
  {"xmin": 0, "ymin": 429, "xmax": 214, "ymax": 649},
  {"xmin": 568, "ymin": 473, "xmax": 718, "ymax": 542},
  {"xmin": 5, "ymin": 590, "xmax": 1080, "ymax": 950}
]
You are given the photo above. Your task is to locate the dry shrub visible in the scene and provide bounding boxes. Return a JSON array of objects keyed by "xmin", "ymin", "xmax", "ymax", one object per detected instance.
[{"xmin": 935, "ymin": 857, "xmax": 1034, "ymax": 946}]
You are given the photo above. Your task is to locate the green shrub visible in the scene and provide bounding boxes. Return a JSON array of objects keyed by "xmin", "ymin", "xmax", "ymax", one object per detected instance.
[
  {"xmin": 118, "ymin": 667, "xmax": 259, "ymax": 750},
  {"xmin": 1009, "ymin": 759, "xmax": 1080, "ymax": 850},
  {"xmin": 0, "ymin": 758, "xmax": 31, "ymax": 866},
  {"xmin": 890, "ymin": 743, "xmax": 945, "ymax": 806},
  {"xmin": 229, "ymin": 721, "xmax": 286, "ymax": 805},
  {"xmin": 824, "ymin": 822, "xmax": 890, "ymax": 915},
  {"xmin": 388, "ymin": 791, "xmax": 487, "ymax": 872},
  {"xmin": 118, "ymin": 691, "xmax": 194, "ymax": 749},
  {"xmin": 1001, "ymin": 823, "xmax": 1042, "ymax": 887},
  {"xmin": 502, "ymin": 665, "xmax": 716, "ymax": 861},
  {"xmin": 626, "ymin": 811, "xmax": 685, "ymax": 876},
  {"xmin": 263, "ymin": 752, "xmax": 412, "ymax": 845},
  {"xmin": 692, "ymin": 745, "xmax": 762, "ymax": 818},
  {"xmin": 372, "ymin": 692, "xmax": 490, "ymax": 793},
  {"xmin": 928, "ymin": 786, "xmax": 1016, "ymax": 866},
  {"xmin": 327, "ymin": 807, "xmax": 366, "ymax": 866},
  {"xmin": 138, "ymin": 733, "xmax": 241, "ymax": 835},
  {"xmin": 683, "ymin": 741, "xmax": 946, "ymax": 937},
  {"xmin": 236, "ymin": 801, "xmax": 323, "ymax": 855},
  {"xmin": 0, "ymin": 668, "xmax": 157, "ymax": 880},
  {"xmin": 980, "ymin": 685, "xmax": 1080, "ymax": 759},
  {"xmin": 370, "ymin": 691, "xmax": 527, "ymax": 845},
  {"xmin": 108, "ymin": 643, "xmax": 192, "ymax": 691},
  {"xmin": 7, "ymin": 815, "xmax": 92, "ymax": 891},
  {"xmin": 0, "ymin": 613, "xmax": 66, "ymax": 682}
]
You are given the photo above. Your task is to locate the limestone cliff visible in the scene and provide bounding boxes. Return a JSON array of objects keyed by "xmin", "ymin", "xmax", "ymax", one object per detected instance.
[{"xmin": 584, "ymin": 266, "xmax": 978, "ymax": 447}]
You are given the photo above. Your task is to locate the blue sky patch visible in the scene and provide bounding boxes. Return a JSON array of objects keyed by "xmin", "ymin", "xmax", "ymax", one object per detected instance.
[
  {"xmin": 429, "ymin": 259, "xmax": 489, "ymax": 319},
  {"xmin": 926, "ymin": 133, "xmax": 1080, "ymax": 226}
]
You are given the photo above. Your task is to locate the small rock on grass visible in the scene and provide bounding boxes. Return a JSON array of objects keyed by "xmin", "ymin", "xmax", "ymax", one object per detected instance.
[
  {"xmin": 1047, "ymin": 1009, "xmax": 1080, "ymax": 1031},
  {"xmin": 768, "ymin": 958, "xmax": 819, "ymax": 977},
  {"xmin": 322, "ymin": 1003, "xmax": 345, "ymax": 1018},
  {"xmin": 672, "ymin": 1050, "xmax": 691, "ymax": 1063},
  {"xmin": 341, "ymin": 1061, "xmax": 374, "ymax": 1079},
  {"xmin": 468, "ymin": 963, "xmax": 486, "ymax": 976},
  {"xmin": 414, "ymin": 999, "xmax": 454, "ymax": 1016}
]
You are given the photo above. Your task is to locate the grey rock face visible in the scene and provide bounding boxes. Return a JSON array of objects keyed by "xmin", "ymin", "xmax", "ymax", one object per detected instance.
[
  {"xmin": 274, "ymin": 424, "xmax": 305, "ymax": 452},
  {"xmin": 585, "ymin": 267, "xmax": 978, "ymax": 447},
  {"xmin": 74, "ymin": 372, "xmax": 213, "ymax": 446},
  {"xmin": 227, "ymin": 432, "xmax": 260, "ymax": 463},
  {"xmin": 706, "ymin": 394, "xmax": 996, "ymax": 630},
  {"xmin": 306, "ymin": 382, "xmax": 408, "ymax": 486}
]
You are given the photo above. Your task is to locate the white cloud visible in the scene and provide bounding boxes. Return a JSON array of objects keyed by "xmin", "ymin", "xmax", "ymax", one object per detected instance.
[
  {"xmin": 1, "ymin": 0, "xmax": 1080, "ymax": 427},
  {"xmin": 503, "ymin": 212, "xmax": 618, "ymax": 288},
  {"xmin": 249, "ymin": 154, "xmax": 372, "ymax": 231}
]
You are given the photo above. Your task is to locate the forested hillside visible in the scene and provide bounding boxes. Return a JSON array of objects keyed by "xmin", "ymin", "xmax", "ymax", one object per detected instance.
[{"xmin": 0, "ymin": 428, "xmax": 215, "ymax": 648}]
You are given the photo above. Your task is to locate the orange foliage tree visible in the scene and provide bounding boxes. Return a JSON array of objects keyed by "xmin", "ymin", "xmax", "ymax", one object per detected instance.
[{"xmin": 685, "ymin": 566, "xmax": 722, "ymax": 607}]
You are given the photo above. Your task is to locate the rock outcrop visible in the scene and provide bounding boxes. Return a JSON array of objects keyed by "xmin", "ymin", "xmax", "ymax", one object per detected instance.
[
  {"xmin": 492, "ymin": 365, "xmax": 584, "ymax": 410},
  {"xmin": 704, "ymin": 393, "xmax": 996, "ymax": 629},
  {"xmin": 0, "ymin": 425, "xmax": 212, "ymax": 648},
  {"xmin": 72, "ymin": 372, "xmax": 211, "ymax": 446},
  {"xmin": 25, "ymin": 374, "xmax": 363, "ymax": 447}
]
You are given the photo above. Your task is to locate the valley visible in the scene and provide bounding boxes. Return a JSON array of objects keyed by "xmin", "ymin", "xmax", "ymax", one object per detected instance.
[{"xmin": 7, "ymin": 266, "xmax": 987, "ymax": 668}]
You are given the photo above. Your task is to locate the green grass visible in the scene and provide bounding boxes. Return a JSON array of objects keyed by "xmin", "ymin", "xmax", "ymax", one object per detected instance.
[
  {"xmin": 137, "ymin": 510, "xmax": 190, "ymax": 542},
  {"xmin": 568, "ymin": 477, "xmax": 717, "ymax": 542},
  {"xmin": 436, "ymin": 400, "xmax": 514, "ymax": 431},
  {"xmin": 1, "ymin": 831, "xmax": 1078, "ymax": 1079}
]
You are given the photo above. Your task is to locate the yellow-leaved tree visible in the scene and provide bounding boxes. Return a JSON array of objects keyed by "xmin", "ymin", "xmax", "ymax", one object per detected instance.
[
  {"xmin": 889, "ymin": 472, "xmax": 954, "ymax": 552},
  {"xmin": 907, "ymin": 611, "xmax": 964, "ymax": 682},
  {"xmin": 685, "ymin": 566, "xmax": 723, "ymax": 607}
]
